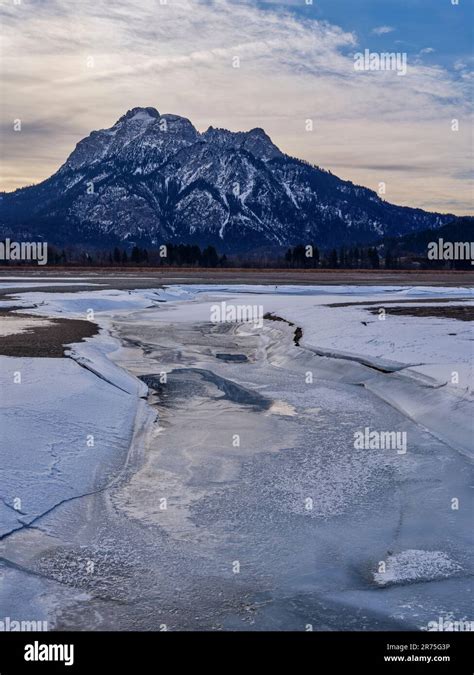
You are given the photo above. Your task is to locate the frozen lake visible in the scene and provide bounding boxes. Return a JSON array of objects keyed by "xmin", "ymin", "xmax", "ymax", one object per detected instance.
[{"xmin": 0, "ymin": 285, "xmax": 472, "ymax": 630}]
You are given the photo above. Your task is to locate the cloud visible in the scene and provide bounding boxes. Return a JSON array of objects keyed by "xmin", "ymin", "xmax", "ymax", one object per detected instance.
[
  {"xmin": 371, "ymin": 26, "xmax": 395, "ymax": 36},
  {"xmin": 0, "ymin": 0, "xmax": 472, "ymax": 214}
]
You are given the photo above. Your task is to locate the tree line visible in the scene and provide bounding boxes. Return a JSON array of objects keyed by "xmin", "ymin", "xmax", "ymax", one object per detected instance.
[
  {"xmin": 0, "ymin": 241, "xmax": 450, "ymax": 269},
  {"xmin": 37, "ymin": 243, "xmax": 228, "ymax": 267},
  {"xmin": 284, "ymin": 244, "xmax": 401, "ymax": 269}
]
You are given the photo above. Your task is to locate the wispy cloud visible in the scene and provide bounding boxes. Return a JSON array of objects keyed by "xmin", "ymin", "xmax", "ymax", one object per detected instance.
[
  {"xmin": 0, "ymin": 0, "xmax": 472, "ymax": 214},
  {"xmin": 371, "ymin": 26, "xmax": 395, "ymax": 36}
]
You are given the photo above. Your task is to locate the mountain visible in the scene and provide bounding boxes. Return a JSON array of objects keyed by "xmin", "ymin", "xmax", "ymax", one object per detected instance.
[
  {"xmin": 384, "ymin": 216, "xmax": 474, "ymax": 253},
  {"xmin": 0, "ymin": 106, "xmax": 454, "ymax": 253},
  {"xmin": 382, "ymin": 216, "xmax": 474, "ymax": 255}
]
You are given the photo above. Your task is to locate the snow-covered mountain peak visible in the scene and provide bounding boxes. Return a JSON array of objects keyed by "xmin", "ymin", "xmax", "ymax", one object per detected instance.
[{"xmin": 116, "ymin": 107, "xmax": 161, "ymax": 124}]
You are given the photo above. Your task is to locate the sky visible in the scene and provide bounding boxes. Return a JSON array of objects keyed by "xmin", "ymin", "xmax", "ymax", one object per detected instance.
[{"xmin": 1, "ymin": 0, "xmax": 473, "ymax": 214}]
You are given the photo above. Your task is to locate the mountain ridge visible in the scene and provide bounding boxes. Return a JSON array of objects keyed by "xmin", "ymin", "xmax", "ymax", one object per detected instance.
[{"xmin": 0, "ymin": 106, "xmax": 455, "ymax": 252}]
